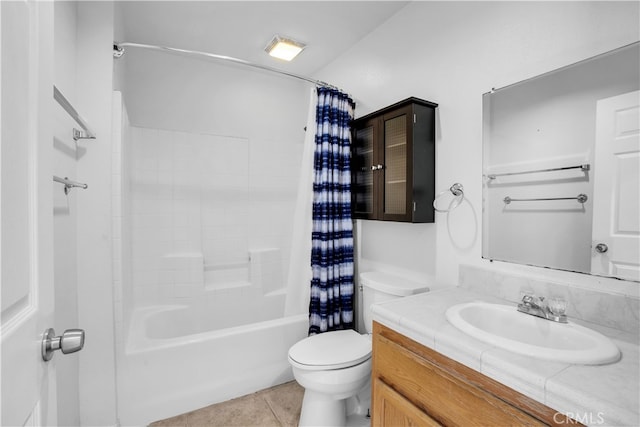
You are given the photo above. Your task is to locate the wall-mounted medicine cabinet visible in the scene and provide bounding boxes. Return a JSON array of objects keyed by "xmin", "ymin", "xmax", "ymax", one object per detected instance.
[{"xmin": 351, "ymin": 97, "xmax": 438, "ymax": 223}]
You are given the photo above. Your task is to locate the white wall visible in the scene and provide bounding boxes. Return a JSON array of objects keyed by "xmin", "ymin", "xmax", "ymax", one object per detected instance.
[
  {"xmin": 74, "ymin": 3, "xmax": 118, "ymax": 425},
  {"xmin": 52, "ymin": 3, "xmax": 119, "ymax": 425},
  {"xmin": 120, "ymin": 48, "xmax": 308, "ymax": 141},
  {"xmin": 52, "ymin": 3, "xmax": 80, "ymax": 425},
  {"xmin": 111, "ymin": 91, "xmax": 133, "ymax": 375},
  {"xmin": 316, "ymin": 1, "xmax": 640, "ymax": 294}
]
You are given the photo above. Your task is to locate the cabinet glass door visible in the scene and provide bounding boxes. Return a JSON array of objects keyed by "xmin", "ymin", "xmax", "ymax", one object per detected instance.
[
  {"xmin": 383, "ymin": 114, "xmax": 408, "ymax": 216},
  {"xmin": 353, "ymin": 124, "xmax": 375, "ymax": 217}
]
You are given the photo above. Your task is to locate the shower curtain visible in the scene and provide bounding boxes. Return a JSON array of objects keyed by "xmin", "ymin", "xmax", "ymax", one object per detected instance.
[{"xmin": 308, "ymin": 87, "xmax": 356, "ymax": 335}]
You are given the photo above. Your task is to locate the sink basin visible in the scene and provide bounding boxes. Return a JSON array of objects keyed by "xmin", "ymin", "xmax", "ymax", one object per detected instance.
[{"xmin": 445, "ymin": 302, "xmax": 620, "ymax": 365}]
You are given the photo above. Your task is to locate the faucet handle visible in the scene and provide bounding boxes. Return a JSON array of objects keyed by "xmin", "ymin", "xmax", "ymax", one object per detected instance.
[
  {"xmin": 521, "ymin": 293, "xmax": 542, "ymax": 303},
  {"xmin": 520, "ymin": 292, "xmax": 534, "ymax": 302},
  {"xmin": 520, "ymin": 294, "xmax": 547, "ymax": 310},
  {"xmin": 548, "ymin": 298, "xmax": 567, "ymax": 316}
]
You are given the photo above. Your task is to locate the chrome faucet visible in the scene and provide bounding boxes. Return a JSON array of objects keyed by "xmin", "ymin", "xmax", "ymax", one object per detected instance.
[{"xmin": 517, "ymin": 294, "xmax": 567, "ymax": 323}]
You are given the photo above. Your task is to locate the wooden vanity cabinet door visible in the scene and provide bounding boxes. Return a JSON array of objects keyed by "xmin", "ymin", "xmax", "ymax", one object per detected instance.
[
  {"xmin": 373, "ymin": 378, "xmax": 442, "ymax": 427},
  {"xmin": 372, "ymin": 322, "xmax": 580, "ymax": 427}
]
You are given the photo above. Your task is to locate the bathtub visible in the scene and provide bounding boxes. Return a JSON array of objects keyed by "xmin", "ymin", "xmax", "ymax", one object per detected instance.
[{"xmin": 117, "ymin": 305, "xmax": 308, "ymax": 426}]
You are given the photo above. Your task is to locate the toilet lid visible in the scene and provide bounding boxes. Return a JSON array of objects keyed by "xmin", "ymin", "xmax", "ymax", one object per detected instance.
[{"xmin": 288, "ymin": 329, "xmax": 372, "ymax": 370}]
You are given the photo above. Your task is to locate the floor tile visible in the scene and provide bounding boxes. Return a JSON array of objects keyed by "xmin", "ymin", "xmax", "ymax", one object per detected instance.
[
  {"xmin": 263, "ymin": 381, "xmax": 304, "ymax": 426},
  {"xmin": 149, "ymin": 381, "xmax": 304, "ymax": 427}
]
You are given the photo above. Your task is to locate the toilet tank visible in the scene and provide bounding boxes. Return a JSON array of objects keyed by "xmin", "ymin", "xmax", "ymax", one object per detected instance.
[{"xmin": 360, "ymin": 272, "xmax": 429, "ymax": 334}]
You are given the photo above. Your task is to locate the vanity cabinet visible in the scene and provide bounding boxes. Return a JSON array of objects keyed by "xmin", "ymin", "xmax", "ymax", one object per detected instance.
[
  {"xmin": 351, "ymin": 98, "xmax": 437, "ymax": 223},
  {"xmin": 372, "ymin": 322, "xmax": 582, "ymax": 426}
]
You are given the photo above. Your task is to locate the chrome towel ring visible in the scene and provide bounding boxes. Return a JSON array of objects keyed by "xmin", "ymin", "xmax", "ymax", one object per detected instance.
[{"xmin": 433, "ymin": 183, "xmax": 464, "ymax": 213}]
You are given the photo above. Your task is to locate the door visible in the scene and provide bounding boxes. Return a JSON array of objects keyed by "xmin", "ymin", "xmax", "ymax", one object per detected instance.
[
  {"xmin": 1, "ymin": 1, "xmax": 55, "ymax": 425},
  {"xmin": 352, "ymin": 118, "xmax": 378, "ymax": 219},
  {"xmin": 591, "ymin": 90, "xmax": 640, "ymax": 281},
  {"xmin": 381, "ymin": 106, "xmax": 413, "ymax": 221},
  {"xmin": 373, "ymin": 378, "xmax": 442, "ymax": 427}
]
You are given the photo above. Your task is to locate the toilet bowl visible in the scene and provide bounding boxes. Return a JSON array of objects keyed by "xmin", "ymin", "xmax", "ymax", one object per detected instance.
[
  {"xmin": 288, "ymin": 272, "xmax": 429, "ymax": 427},
  {"xmin": 289, "ymin": 330, "xmax": 372, "ymax": 426}
]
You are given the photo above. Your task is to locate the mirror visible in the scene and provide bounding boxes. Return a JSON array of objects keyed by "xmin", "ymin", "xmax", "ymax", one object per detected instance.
[{"xmin": 483, "ymin": 42, "xmax": 640, "ymax": 282}]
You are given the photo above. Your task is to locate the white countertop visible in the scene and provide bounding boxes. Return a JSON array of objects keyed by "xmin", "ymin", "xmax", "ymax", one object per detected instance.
[{"xmin": 371, "ymin": 287, "xmax": 640, "ymax": 427}]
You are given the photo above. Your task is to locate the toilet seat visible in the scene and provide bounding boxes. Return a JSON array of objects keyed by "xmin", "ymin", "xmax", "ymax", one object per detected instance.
[{"xmin": 288, "ymin": 329, "xmax": 371, "ymax": 371}]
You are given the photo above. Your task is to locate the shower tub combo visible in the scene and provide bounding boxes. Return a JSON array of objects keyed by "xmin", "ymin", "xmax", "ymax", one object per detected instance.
[
  {"xmin": 115, "ymin": 248, "xmax": 308, "ymax": 425},
  {"xmin": 118, "ymin": 303, "xmax": 307, "ymax": 426},
  {"xmin": 111, "ymin": 42, "xmax": 314, "ymax": 422}
]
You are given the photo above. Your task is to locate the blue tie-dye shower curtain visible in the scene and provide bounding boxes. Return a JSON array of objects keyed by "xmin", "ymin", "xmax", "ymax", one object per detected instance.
[{"xmin": 308, "ymin": 87, "xmax": 355, "ymax": 335}]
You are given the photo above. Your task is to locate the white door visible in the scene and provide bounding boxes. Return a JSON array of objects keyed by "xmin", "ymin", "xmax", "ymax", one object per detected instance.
[
  {"xmin": 1, "ymin": 1, "xmax": 56, "ymax": 425},
  {"xmin": 591, "ymin": 90, "xmax": 640, "ymax": 281}
]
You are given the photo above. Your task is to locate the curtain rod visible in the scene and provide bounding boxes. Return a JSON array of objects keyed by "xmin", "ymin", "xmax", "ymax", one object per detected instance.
[{"xmin": 114, "ymin": 42, "xmax": 341, "ymax": 91}]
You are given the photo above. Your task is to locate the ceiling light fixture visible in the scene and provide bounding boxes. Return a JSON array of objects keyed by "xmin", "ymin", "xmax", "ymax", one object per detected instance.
[{"xmin": 264, "ymin": 35, "xmax": 306, "ymax": 61}]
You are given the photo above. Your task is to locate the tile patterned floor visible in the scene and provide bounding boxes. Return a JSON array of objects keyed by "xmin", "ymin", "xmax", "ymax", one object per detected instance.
[{"xmin": 149, "ymin": 381, "xmax": 304, "ymax": 427}]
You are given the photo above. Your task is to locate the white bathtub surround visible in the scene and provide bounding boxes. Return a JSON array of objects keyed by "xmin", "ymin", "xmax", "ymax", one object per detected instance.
[
  {"xmin": 163, "ymin": 252, "xmax": 205, "ymax": 297},
  {"xmin": 117, "ymin": 122, "xmax": 308, "ymax": 426},
  {"xmin": 111, "ymin": 37, "xmax": 311, "ymax": 427},
  {"xmin": 111, "ymin": 93, "xmax": 133, "ymax": 354},
  {"xmin": 133, "ymin": 249, "xmax": 286, "ymax": 332},
  {"xmin": 250, "ymin": 248, "xmax": 284, "ymax": 295},
  {"xmin": 129, "ymin": 126, "xmax": 249, "ymax": 305},
  {"xmin": 205, "ymin": 259, "xmax": 249, "ymax": 287},
  {"xmin": 372, "ymin": 288, "xmax": 639, "ymax": 426},
  {"xmin": 459, "ymin": 264, "xmax": 640, "ymax": 335},
  {"xmin": 127, "ymin": 124, "xmax": 300, "ymax": 304},
  {"xmin": 120, "ymin": 247, "xmax": 300, "ymax": 424},
  {"xmin": 284, "ymin": 87, "xmax": 317, "ymax": 317},
  {"xmin": 119, "ymin": 310, "xmax": 308, "ymax": 426}
]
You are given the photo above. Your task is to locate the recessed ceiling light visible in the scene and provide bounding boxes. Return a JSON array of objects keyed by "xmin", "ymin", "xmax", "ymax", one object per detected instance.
[{"xmin": 264, "ymin": 35, "xmax": 306, "ymax": 61}]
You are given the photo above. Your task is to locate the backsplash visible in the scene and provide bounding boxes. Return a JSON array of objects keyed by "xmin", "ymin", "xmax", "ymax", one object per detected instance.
[{"xmin": 459, "ymin": 265, "xmax": 640, "ymax": 335}]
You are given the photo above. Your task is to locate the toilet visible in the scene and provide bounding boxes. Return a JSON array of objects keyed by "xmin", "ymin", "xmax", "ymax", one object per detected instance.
[{"xmin": 288, "ymin": 272, "xmax": 429, "ymax": 426}]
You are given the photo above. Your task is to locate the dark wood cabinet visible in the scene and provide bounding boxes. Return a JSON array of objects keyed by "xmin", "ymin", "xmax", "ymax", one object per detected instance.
[{"xmin": 351, "ymin": 97, "xmax": 438, "ymax": 223}]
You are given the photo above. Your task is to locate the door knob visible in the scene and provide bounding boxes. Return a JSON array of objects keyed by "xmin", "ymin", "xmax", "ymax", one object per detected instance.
[
  {"xmin": 42, "ymin": 328, "xmax": 85, "ymax": 361},
  {"xmin": 595, "ymin": 243, "xmax": 609, "ymax": 253}
]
